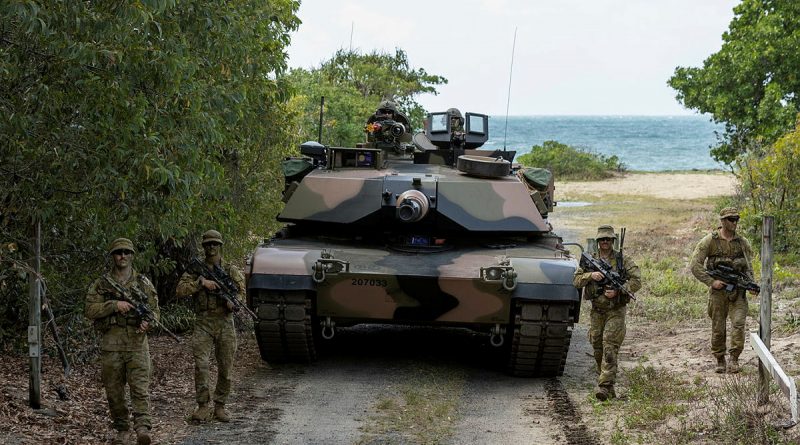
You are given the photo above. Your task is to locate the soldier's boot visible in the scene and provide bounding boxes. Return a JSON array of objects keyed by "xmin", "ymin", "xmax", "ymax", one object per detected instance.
[
  {"xmin": 728, "ymin": 355, "xmax": 740, "ymax": 374},
  {"xmin": 112, "ymin": 430, "xmax": 129, "ymax": 445},
  {"xmin": 594, "ymin": 386, "xmax": 610, "ymax": 401},
  {"xmin": 715, "ymin": 356, "xmax": 726, "ymax": 374},
  {"xmin": 135, "ymin": 427, "xmax": 151, "ymax": 445},
  {"xmin": 191, "ymin": 403, "xmax": 212, "ymax": 421},
  {"xmin": 214, "ymin": 403, "xmax": 231, "ymax": 423}
]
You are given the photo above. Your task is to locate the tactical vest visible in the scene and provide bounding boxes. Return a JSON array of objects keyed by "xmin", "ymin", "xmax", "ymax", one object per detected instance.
[
  {"xmin": 96, "ymin": 274, "xmax": 146, "ymax": 331},
  {"xmin": 705, "ymin": 231, "xmax": 749, "ymax": 272},
  {"xmin": 588, "ymin": 253, "xmax": 631, "ymax": 309},
  {"xmin": 193, "ymin": 262, "xmax": 235, "ymax": 315}
]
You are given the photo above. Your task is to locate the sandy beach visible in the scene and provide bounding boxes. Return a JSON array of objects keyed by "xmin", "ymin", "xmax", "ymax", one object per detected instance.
[{"xmin": 557, "ymin": 171, "xmax": 736, "ymax": 200}]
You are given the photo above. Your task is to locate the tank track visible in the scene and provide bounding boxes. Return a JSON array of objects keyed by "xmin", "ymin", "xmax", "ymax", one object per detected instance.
[
  {"xmin": 253, "ymin": 290, "xmax": 316, "ymax": 364},
  {"xmin": 508, "ymin": 301, "xmax": 574, "ymax": 377}
]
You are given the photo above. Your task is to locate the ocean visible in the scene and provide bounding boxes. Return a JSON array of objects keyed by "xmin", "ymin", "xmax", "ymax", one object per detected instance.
[{"xmin": 480, "ymin": 115, "xmax": 726, "ymax": 172}]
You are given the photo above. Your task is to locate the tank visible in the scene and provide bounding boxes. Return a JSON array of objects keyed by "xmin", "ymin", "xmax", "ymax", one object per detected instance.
[{"xmin": 246, "ymin": 105, "xmax": 580, "ymax": 377}]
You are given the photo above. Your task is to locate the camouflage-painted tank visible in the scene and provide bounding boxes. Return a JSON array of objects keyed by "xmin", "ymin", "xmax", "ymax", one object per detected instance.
[{"xmin": 246, "ymin": 105, "xmax": 580, "ymax": 376}]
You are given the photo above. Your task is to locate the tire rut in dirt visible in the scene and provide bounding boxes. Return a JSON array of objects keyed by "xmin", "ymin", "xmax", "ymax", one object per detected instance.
[{"xmin": 544, "ymin": 378, "xmax": 601, "ymax": 445}]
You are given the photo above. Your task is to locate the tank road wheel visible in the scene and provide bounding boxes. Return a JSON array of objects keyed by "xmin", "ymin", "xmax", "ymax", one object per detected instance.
[
  {"xmin": 508, "ymin": 301, "xmax": 574, "ymax": 377},
  {"xmin": 254, "ymin": 290, "xmax": 317, "ymax": 364}
]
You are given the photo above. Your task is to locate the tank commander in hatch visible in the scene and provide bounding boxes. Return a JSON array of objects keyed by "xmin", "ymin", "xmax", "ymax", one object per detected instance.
[
  {"xmin": 446, "ymin": 107, "xmax": 466, "ymax": 148},
  {"xmin": 573, "ymin": 225, "xmax": 641, "ymax": 401},
  {"xmin": 689, "ymin": 207, "xmax": 757, "ymax": 374},
  {"xmin": 365, "ymin": 99, "xmax": 413, "ymax": 149}
]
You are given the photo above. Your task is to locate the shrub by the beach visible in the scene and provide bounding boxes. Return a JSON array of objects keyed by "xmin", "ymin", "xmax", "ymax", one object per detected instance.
[{"xmin": 517, "ymin": 140, "xmax": 625, "ymax": 180}]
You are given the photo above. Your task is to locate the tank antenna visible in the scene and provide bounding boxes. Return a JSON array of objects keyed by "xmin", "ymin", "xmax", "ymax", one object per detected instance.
[
  {"xmin": 318, "ymin": 96, "xmax": 325, "ymax": 143},
  {"xmin": 349, "ymin": 22, "xmax": 354, "ymax": 52},
  {"xmin": 503, "ymin": 27, "xmax": 517, "ymax": 152}
]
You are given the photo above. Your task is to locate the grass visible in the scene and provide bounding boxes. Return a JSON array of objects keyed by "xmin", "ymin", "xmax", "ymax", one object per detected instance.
[
  {"xmin": 590, "ymin": 365, "xmax": 800, "ymax": 445},
  {"xmin": 357, "ymin": 364, "xmax": 466, "ymax": 445},
  {"xmin": 590, "ymin": 364, "xmax": 705, "ymax": 445}
]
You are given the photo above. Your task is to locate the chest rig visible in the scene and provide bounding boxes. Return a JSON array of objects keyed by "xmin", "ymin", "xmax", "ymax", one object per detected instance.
[
  {"xmin": 705, "ymin": 232, "xmax": 747, "ymax": 272},
  {"xmin": 100, "ymin": 275, "xmax": 145, "ymax": 329}
]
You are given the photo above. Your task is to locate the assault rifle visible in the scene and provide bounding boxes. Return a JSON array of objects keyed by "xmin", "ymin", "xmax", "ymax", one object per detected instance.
[
  {"xmin": 579, "ymin": 252, "xmax": 635, "ymax": 300},
  {"xmin": 104, "ymin": 276, "xmax": 181, "ymax": 342},
  {"xmin": 186, "ymin": 257, "xmax": 257, "ymax": 321},
  {"xmin": 708, "ymin": 264, "xmax": 761, "ymax": 293},
  {"xmin": 617, "ymin": 227, "xmax": 627, "ymax": 282}
]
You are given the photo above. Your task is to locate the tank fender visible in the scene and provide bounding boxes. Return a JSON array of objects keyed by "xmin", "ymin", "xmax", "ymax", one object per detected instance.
[{"xmin": 248, "ymin": 274, "xmax": 315, "ymax": 291}]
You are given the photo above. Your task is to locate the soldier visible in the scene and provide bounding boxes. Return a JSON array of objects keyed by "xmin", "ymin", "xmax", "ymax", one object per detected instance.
[
  {"xmin": 690, "ymin": 207, "xmax": 756, "ymax": 374},
  {"xmin": 375, "ymin": 100, "xmax": 397, "ymax": 119},
  {"xmin": 573, "ymin": 226, "xmax": 641, "ymax": 401},
  {"xmin": 446, "ymin": 107, "xmax": 464, "ymax": 132},
  {"xmin": 85, "ymin": 238, "xmax": 157, "ymax": 445},
  {"xmin": 446, "ymin": 108, "xmax": 466, "ymax": 148},
  {"xmin": 177, "ymin": 229, "xmax": 245, "ymax": 422}
]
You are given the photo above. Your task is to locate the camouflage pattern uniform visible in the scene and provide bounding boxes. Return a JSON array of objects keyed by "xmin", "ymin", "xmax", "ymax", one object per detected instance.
[
  {"xmin": 85, "ymin": 239, "xmax": 158, "ymax": 441},
  {"xmin": 573, "ymin": 226, "xmax": 641, "ymax": 398},
  {"xmin": 690, "ymin": 207, "xmax": 754, "ymax": 373},
  {"xmin": 176, "ymin": 230, "xmax": 245, "ymax": 421}
]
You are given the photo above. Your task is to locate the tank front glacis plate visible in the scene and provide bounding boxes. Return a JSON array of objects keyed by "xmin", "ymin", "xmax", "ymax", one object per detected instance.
[
  {"xmin": 316, "ymin": 273, "xmax": 509, "ymax": 324},
  {"xmin": 248, "ymin": 240, "xmax": 578, "ymax": 325}
]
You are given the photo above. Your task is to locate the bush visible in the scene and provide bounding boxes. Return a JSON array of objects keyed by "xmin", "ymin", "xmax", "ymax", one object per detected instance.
[
  {"xmin": 738, "ymin": 122, "xmax": 800, "ymax": 254},
  {"xmin": 516, "ymin": 140, "xmax": 625, "ymax": 180}
]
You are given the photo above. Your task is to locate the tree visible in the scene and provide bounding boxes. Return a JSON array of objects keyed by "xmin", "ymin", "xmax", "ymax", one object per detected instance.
[
  {"xmin": 668, "ymin": 0, "xmax": 800, "ymax": 164},
  {"xmin": 738, "ymin": 122, "xmax": 800, "ymax": 252},
  {"xmin": 288, "ymin": 49, "xmax": 447, "ymax": 147},
  {"xmin": 0, "ymin": 0, "xmax": 301, "ymax": 351}
]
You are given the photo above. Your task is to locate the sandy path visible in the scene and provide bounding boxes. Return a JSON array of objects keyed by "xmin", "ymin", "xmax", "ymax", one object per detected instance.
[{"xmin": 557, "ymin": 171, "xmax": 736, "ymax": 200}]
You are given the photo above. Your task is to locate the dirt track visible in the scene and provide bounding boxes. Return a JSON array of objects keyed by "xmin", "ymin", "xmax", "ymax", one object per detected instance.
[{"xmin": 178, "ymin": 325, "xmax": 600, "ymax": 445}]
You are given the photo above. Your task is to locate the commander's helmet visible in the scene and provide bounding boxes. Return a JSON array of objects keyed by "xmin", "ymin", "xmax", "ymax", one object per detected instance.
[{"xmin": 446, "ymin": 108, "xmax": 464, "ymax": 132}]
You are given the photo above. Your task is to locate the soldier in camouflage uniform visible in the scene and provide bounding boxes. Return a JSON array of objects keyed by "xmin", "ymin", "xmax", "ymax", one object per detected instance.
[
  {"xmin": 690, "ymin": 207, "xmax": 756, "ymax": 374},
  {"xmin": 85, "ymin": 238, "xmax": 157, "ymax": 445},
  {"xmin": 177, "ymin": 230, "xmax": 245, "ymax": 422},
  {"xmin": 573, "ymin": 226, "xmax": 641, "ymax": 401},
  {"xmin": 375, "ymin": 100, "xmax": 397, "ymax": 119}
]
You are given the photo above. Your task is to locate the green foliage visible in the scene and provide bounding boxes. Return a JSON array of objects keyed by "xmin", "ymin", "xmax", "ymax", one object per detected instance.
[
  {"xmin": 0, "ymin": 1, "xmax": 301, "ymax": 350},
  {"xmin": 622, "ymin": 365, "xmax": 701, "ymax": 430},
  {"xmin": 517, "ymin": 140, "xmax": 624, "ymax": 180},
  {"xmin": 288, "ymin": 48, "xmax": 447, "ymax": 147},
  {"xmin": 157, "ymin": 300, "xmax": 195, "ymax": 335},
  {"xmin": 737, "ymin": 121, "xmax": 800, "ymax": 253},
  {"xmin": 668, "ymin": 0, "xmax": 800, "ymax": 164}
]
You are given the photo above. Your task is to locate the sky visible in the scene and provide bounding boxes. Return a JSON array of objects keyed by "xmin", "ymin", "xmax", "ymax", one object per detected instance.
[{"xmin": 287, "ymin": 0, "xmax": 741, "ymax": 116}]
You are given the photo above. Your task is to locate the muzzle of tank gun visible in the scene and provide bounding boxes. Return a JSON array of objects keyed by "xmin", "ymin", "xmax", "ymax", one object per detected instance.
[{"xmin": 396, "ymin": 190, "xmax": 429, "ymax": 222}]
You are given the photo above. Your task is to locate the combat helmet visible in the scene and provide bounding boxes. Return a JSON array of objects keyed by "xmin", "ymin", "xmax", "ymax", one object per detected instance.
[
  {"xmin": 446, "ymin": 108, "xmax": 464, "ymax": 131},
  {"xmin": 377, "ymin": 100, "xmax": 397, "ymax": 115},
  {"xmin": 446, "ymin": 108, "xmax": 463, "ymax": 120}
]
